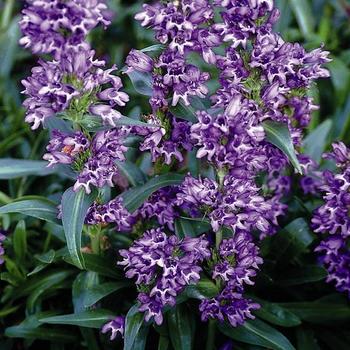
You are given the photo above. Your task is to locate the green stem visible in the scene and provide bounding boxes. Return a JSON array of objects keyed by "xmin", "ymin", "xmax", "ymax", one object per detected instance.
[
  {"xmin": 90, "ymin": 225, "xmax": 102, "ymax": 255},
  {"xmin": 216, "ymin": 229, "xmax": 223, "ymax": 250},
  {"xmin": 206, "ymin": 320, "xmax": 216, "ymax": 350}
]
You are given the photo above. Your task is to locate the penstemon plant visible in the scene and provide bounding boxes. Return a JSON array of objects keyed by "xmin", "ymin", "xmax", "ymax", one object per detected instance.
[{"xmin": 0, "ymin": 0, "xmax": 350, "ymax": 349}]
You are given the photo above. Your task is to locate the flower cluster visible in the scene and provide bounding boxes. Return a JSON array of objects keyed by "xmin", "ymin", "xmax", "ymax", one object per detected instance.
[
  {"xmin": 139, "ymin": 187, "xmax": 179, "ymax": 230},
  {"xmin": 312, "ymin": 142, "xmax": 350, "ymax": 296},
  {"xmin": 135, "ymin": 114, "xmax": 192, "ymax": 165},
  {"xmin": 86, "ymin": 197, "xmax": 134, "ymax": 231},
  {"xmin": 20, "ymin": 0, "xmax": 111, "ymax": 57},
  {"xmin": 0, "ymin": 230, "xmax": 6, "ymax": 265},
  {"xmin": 22, "ymin": 48, "xmax": 129, "ymax": 130},
  {"xmin": 118, "ymin": 228, "xmax": 210, "ymax": 325},
  {"xmin": 200, "ymin": 232, "xmax": 262, "ymax": 327},
  {"xmin": 177, "ymin": 174, "xmax": 275, "ymax": 236}
]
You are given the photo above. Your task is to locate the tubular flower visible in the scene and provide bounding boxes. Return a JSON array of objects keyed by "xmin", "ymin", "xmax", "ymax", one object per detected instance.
[
  {"xmin": 118, "ymin": 228, "xmax": 210, "ymax": 325},
  {"xmin": 101, "ymin": 316, "xmax": 125, "ymax": 340},
  {"xmin": 22, "ymin": 48, "xmax": 129, "ymax": 130},
  {"xmin": 200, "ymin": 232, "xmax": 262, "ymax": 327},
  {"xmin": 20, "ymin": 0, "xmax": 112, "ymax": 56},
  {"xmin": 312, "ymin": 143, "xmax": 350, "ymax": 297}
]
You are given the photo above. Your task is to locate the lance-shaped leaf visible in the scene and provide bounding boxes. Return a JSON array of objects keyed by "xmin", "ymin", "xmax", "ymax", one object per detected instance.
[
  {"xmin": 218, "ymin": 318, "xmax": 295, "ymax": 350},
  {"xmin": 122, "ymin": 173, "xmax": 185, "ymax": 212},
  {"xmin": 0, "ymin": 159, "xmax": 54, "ymax": 179},
  {"xmin": 126, "ymin": 70, "xmax": 153, "ymax": 96},
  {"xmin": 263, "ymin": 120, "xmax": 302, "ymax": 174},
  {"xmin": 39, "ymin": 310, "xmax": 114, "ymax": 328},
  {"xmin": 0, "ymin": 197, "xmax": 60, "ymax": 224},
  {"xmin": 116, "ymin": 160, "xmax": 147, "ymax": 186},
  {"xmin": 79, "ymin": 114, "xmax": 158, "ymax": 132},
  {"xmin": 61, "ymin": 188, "xmax": 94, "ymax": 269},
  {"xmin": 124, "ymin": 304, "xmax": 145, "ymax": 350}
]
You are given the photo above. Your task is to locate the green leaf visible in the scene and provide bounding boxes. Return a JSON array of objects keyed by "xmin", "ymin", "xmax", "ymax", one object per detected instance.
[
  {"xmin": 218, "ymin": 318, "xmax": 295, "ymax": 350},
  {"xmin": 0, "ymin": 16, "xmax": 20, "ymax": 77},
  {"xmin": 263, "ymin": 121, "xmax": 302, "ymax": 174},
  {"xmin": 35, "ymin": 249, "xmax": 56, "ymax": 264},
  {"xmin": 279, "ymin": 302, "xmax": 350, "ymax": 324},
  {"xmin": 141, "ymin": 44, "xmax": 164, "ymax": 53},
  {"xmin": 289, "ymin": 0, "xmax": 315, "ymax": 39},
  {"xmin": 122, "ymin": 174, "xmax": 185, "ymax": 212},
  {"xmin": 328, "ymin": 58, "xmax": 350, "ymax": 105},
  {"xmin": 158, "ymin": 336, "xmax": 170, "ymax": 350},
  {"xmin": 303, "ymin": 119, "xmax": 332, "ymax": 162},
  {"xmin": 277, "ymin": 265, "xmax": 328, "ymax": 286},
  {"xmin": 0, "ymin": 198, "xmax": 60, "ymax": 224},
  {"xmin": 39, "ymin": 310, "xmax": 114, "ymax": 328},
  {"xmin": 0, "ymin": 159, "xmax": 54, "ymax": 179},
  {"xmin": 63, "ymin": 253, "xmax": 121, "ymax": 279},
  {"xmin": 252, "ymin": 298, "xmax": 301, "ymax": 327},
  {"xmin": 175, "ymin": 217, "xmax": 211, "ymax": 238},
  {"xmin": 185, "ymin": 277, "xmax": 219, "ymax": 300},
  {"xmin": 13, "ymin": 220, "xmax": 27, "ymax": 264},
  {"xmin": 126, "ymin": 70, "xmax": 153, "ymax": 96},
  {"xmin": 79, "ymin": 114, "xmax": 157, "ymax": 131},
  {"xmin": 271, "ymin": 218, "xmax": 316, "ymax": 262},
  {"xmin": 5, "ymin": 326, "xmax": 78, "ymax": 343},
  {"xmin": 72, "ymin": 272, "xmax": 99, "ymax": 313},
  {"xmin": 124, "ymin": 304, "xmax": 145, "ymax": 350},
  {"xmin": 116, "ymin": 160, "xmax": 147, "ymax": 186},
  {"xmin": 82, "ymin": 281, "xmax": 130, "ymax": 308},
  {"xmin": 61, "ymin": 187, "xmax": 94, "ymax": 269},
  {"xmin": 167, "ymin": 304, "xmax": 193, "ymax": 350},
  {"xmin": 13, "ymin": 270, "xmax": 74, "ymax": 300},
  {"xmin": 296, "ymin": 329, "xmax": 320, "ymax": 350}
]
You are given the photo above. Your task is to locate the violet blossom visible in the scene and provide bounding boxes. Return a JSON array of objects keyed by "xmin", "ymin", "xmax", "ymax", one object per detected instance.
[
  {"xmin": 22, "ymin": 48, "xmax": 129, "ymax": 129},
  {"xmin": 0, "ymin": 230, "xmax": 6, "ymax": 265},
  {"xmin": 312, "ymin": 143, "xmax": 350, "ymax": 296},
  {"xmin": 20, "ymin": 0, "xmax": 112, "ymax": 57},
  {"xmin": 101, "ymin": 316, "xmax": 125, "ymax": 340},
  {"xmin": 118, "ymin": 228, "xmax": 210, "ymax": 325}
]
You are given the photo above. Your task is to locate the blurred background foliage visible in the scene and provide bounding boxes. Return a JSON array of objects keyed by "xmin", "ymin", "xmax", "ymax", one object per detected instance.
[{"xmin": 0, "ymin": 0, "xmax": 349, "ymax": 349}]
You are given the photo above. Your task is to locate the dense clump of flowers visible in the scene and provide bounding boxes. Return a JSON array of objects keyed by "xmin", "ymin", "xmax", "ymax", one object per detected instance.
[
  {"xmin": 0, "ymin": 230, "xmax": 6, "ymax": 265},
  {"xmin": 139, "ymin": 187, "xmax": 179, "ymax": 230},
  {"xmin": 312, "ymin": 142, "xmax": 350, "ymax": 296},
  {"xmin": 20, "ymin": 0, "xmax": 111, "ymax": 56},
  {"xmin": 101, "ymin": 316, "xmax": 125, "ymax": 340},
  {"xmin": 118, "ymin": 228, "xmax": 210, "ymax": 325},
  {"xmin": 86, "ymin": 197, "xmax": 134, "ymax": 231},
  {"xmin": 200, "ymin": 232, "xmax": 262, "ymax": 327},
  {"xmin": 22, "ymin": 48, "xmax": 129, "ymax": 130},
  {"xmin": 44, "ymin": 127, "xmax": 129, "ymax": 194},
  {"xmin": 177, "ymin": 174, "xmax": 275, "ymax": 236}
]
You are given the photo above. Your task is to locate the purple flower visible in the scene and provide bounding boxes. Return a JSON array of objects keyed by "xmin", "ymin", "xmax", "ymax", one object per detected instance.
[
  {"xmin": 20, "ymin": 0, "xmax": 112, "ymax": 56},
  {"xmin": 200, "ymin": 282, "xmax": 260, "ymax": 327},
  {"xmin": 0, "ymin": 230, "xmax": 7, "ymax": 265},
  {"xmin": 139, "ymin": 187, "xmax": 179, "ymax": 230},
  {"xmin": 22, "ymin": 48, "xmax": 129, "ymax": 129},
  {"xmin": 125, "ymin": 49, "xmax": 154, "ymax": 74},
  {"xmin": 136, "ymin": 115, "xmax": 192, "ymax": 165},
  {"xmin": 85, "ymin": 197, "xmax": 134, "ymax": 231},
  {"xmin": 74, "ymin": 128, "xmax": 129, "ymax": 194},
  {"xmin": 43, "ymin": 130, "xmax": 90, "ymax": 167},
  {"xmin": 177, "ymin": 174, "xmax": 275, "ymax": 236},
  {"xmin": 118, "ymin": 228, "xmax": 210, "ymax": 325},
  {"xmin": 315, "ymin": 236, "xmax": 350, "ymax": 297},
  {"xmin": 199, "ymin": 232, "xmax": 261, "ymax": 327},
  {"xmin": 101, "ymin": 316, "xmax": 125, "ymax": 340},
  {"xmin": 213, "ymin": 232, "xmax": 263, "ymax": 286},
  {"xmin": 313, "ymin": 143, "xmax": 350, "ymax": 297}
]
